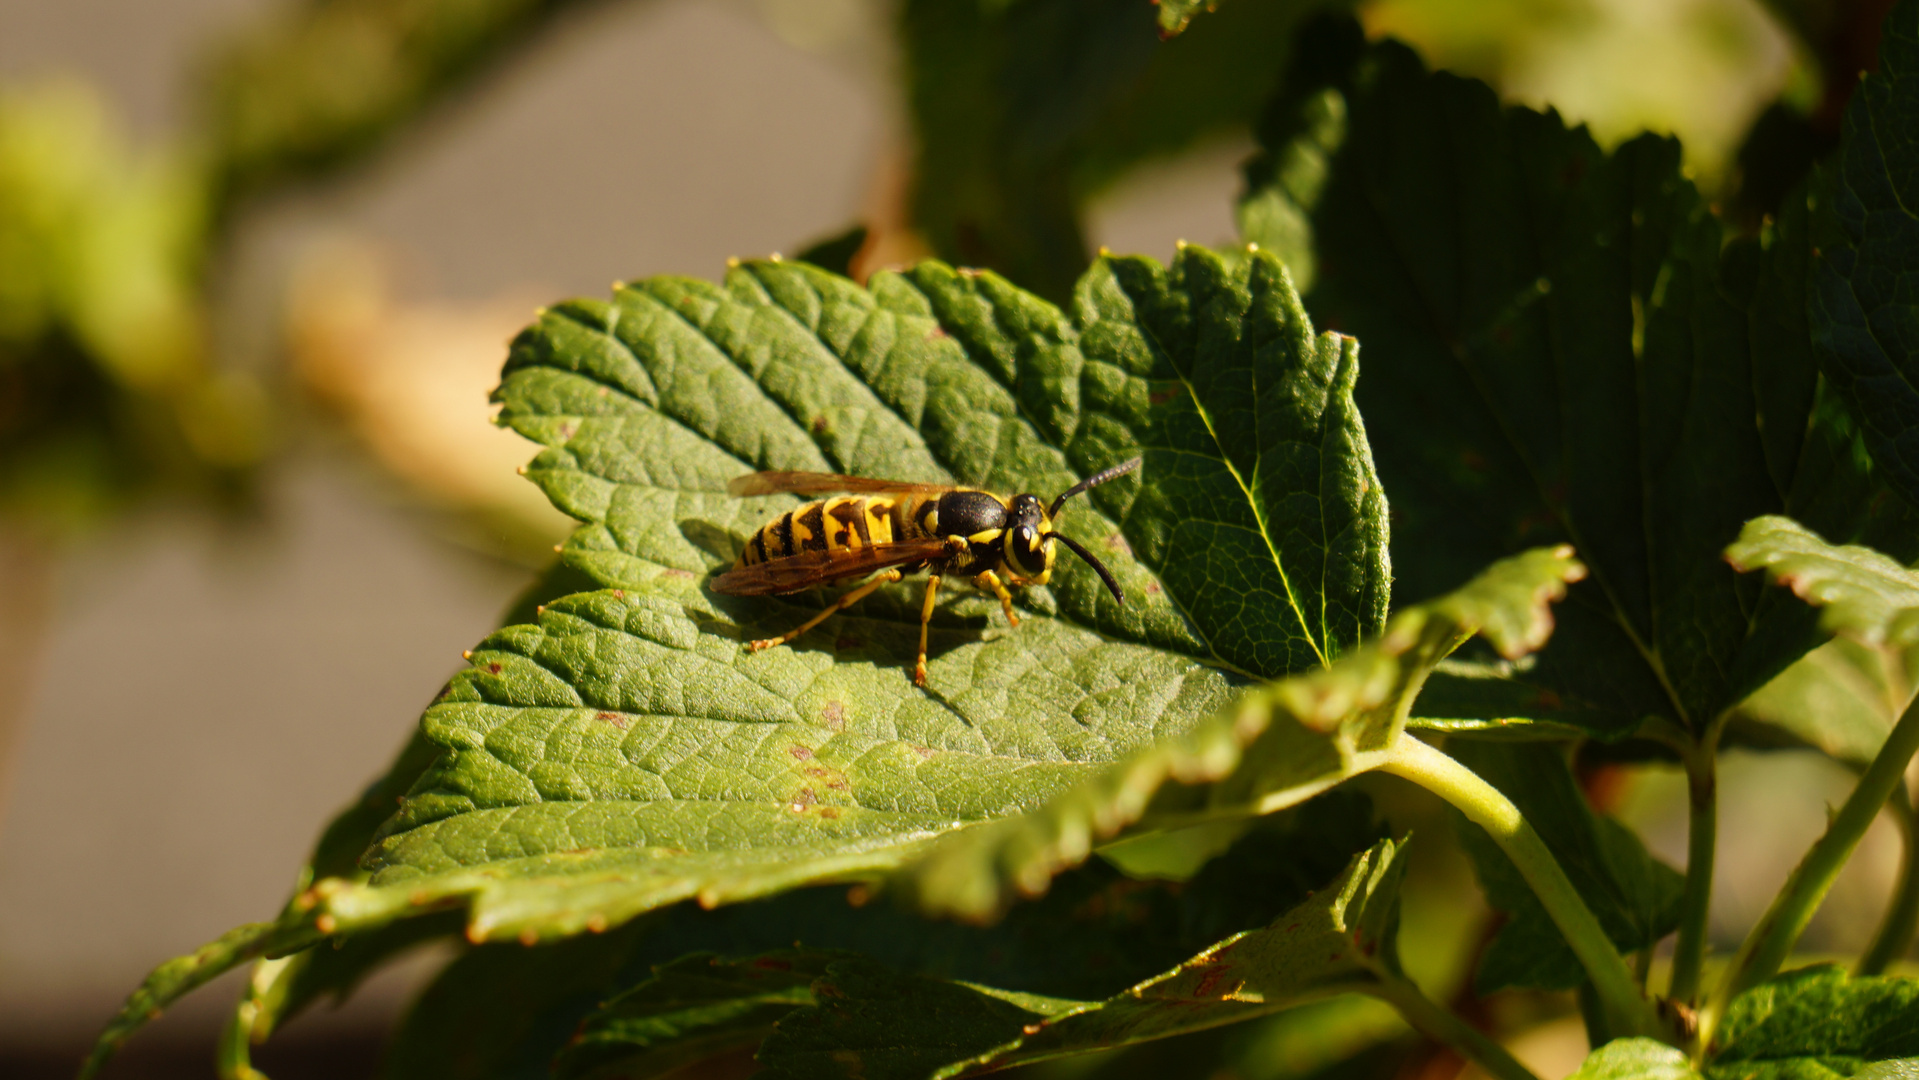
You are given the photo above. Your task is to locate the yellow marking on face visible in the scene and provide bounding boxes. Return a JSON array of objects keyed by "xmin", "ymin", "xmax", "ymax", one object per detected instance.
[{"xmin": 968, "ymin": 528, "xmax": 1003, "ymax": 545}]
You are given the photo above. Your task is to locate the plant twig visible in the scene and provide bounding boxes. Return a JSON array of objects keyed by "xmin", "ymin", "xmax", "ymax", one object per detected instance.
[
  {"xmin": 1669, "ymin": 726, "xmax": 1720, "ymax": 1004},
  {"xmin": 1368, "ymin": 975, "xmax": 1541, "ymax": 1080},
  {"xmin": 1379, "ymin": 736, "xmax": 1666, "ymax": 1040},
  {"xmin": 1857, "ymin": 785, "xmax": 1919, "ymax": 975},
  {"xmin": 1703, "ymin": 692, "xmax": 1919, "ymax": 1043}
]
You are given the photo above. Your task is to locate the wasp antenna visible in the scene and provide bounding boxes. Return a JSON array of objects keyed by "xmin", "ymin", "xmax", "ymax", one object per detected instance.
[
  {"xmin": 1048, "ymin": 456, "xmax": 1143, "ymax": 519},
  {"xmin": 1052, "ymin": 533, "xmax": 1125, "ymax": 605}
]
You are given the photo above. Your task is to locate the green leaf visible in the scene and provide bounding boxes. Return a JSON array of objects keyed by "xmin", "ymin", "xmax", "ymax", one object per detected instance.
[
  {"xmin": 1808, "ymin": 0, "xmax": 1919, "ymax": 511},
  {"xmin": 1240, "ymin": 21, "xmax": 1917, "ymax": 739},
  {"xmin": 1708, "ymin": 967, "xmax": 1919, "ymax": 1078},
  {"xmin": 379, "ymin": 921, "xmax": 653, "ymax": 1080},
  {"xmin": 1447, "ymin": 742, "xmax": 1683, "ymax": 993},
  {"xmin": 756, "ymin": 838, "xmax": 1410, "ymax": 1080},
  {"xmin": 88, "ymin": 246, "xmax": 1388, "ymax": 1063},
  {"xmin": 1726, "ymin": 516, "xmax": 1919, "ymax": 652},
  {"xmin": 903, "ymin": 0, "xmax": 1343, "ymax": 300},
  {"xmin": 1730, "ymin": 636, "xmax": 1916, "ymax": 769},
  {"xmin": 894, "ymin": 546, "xmax": 1583, "ymax": 921},
  {"xmin": 555, "ymin": 951, "xmax": 839, "ymax": 1080},
  {"xmin": 1568, "ymin": 1038, "xmax": 1702, "ymax": 1080}
]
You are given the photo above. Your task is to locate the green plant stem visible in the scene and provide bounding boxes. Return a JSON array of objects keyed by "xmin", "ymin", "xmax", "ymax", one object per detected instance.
[
  {"xmin": 1379, "ymin": 737, "xmax": 1665, "ymax": 1040},
  {"xmin": 1703, "ymin": 692, "xmax": 1919, "ymax": 1043},
  {"xmin": 1369, "ymin": 976, "xmax": 1540, "ymax": 1080},
  {"xmin": 1668, "ymin": 728, "xmax": 1719, "ymax": 1005},
  {"xmin": 1858, "ymin": 786, "xmax": 1919, "ymax": 975}
]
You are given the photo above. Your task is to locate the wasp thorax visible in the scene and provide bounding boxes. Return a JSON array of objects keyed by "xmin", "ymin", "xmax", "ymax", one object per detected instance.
[{"xmin": 932, "ymin": 490, "xmax": 1009, "ymax": 538}]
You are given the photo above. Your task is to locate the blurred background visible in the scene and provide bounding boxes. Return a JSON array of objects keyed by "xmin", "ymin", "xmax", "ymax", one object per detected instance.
[{"xmin": 0, "ymin": 0, "xmax": 1903, "ymax": 1076}]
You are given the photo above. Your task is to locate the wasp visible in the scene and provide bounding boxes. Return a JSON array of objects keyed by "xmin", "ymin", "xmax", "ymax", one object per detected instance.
[{"xmin": 710, "ymin": 457, "xmax": 1142, "ymax": 685}]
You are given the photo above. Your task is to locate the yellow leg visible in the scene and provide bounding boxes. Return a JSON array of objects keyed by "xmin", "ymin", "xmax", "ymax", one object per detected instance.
[
  {"xmin": 974, "ymin": 570, "xmax": 1020, "ymax": 629},
  {"xmin": 749, "ymin": 570, "xmax": 902, "ymax": 653},
  {"xmin": 915, "ymin": 574, "xmax": 941, "ymax": 686}
]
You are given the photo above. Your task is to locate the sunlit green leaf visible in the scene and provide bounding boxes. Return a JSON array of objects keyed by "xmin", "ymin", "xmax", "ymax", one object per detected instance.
[
  {"xmin": 1726, "ymin": 516, "xmax": 1919, "ymax": 651},
  {"xmin": 1569, "ymin": 1038, "xmax": 1702, "ymax": 1080},
  {"xmin": 85, "ymin": 245, "xmax": 1389, "ymax": 1069},
  {"xmin": 1708, "ymin": 966, "xmax": 1919, "ymax": 1078}
]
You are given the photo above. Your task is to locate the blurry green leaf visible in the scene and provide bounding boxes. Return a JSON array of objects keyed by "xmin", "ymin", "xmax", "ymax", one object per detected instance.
[
  {"xmin": 1708, "ymin": 967, "xmax": 1919, "ymax": 1078},
  {"xmin": 1239, "ymin": 21, "xmax": 1918, "ymax": 740},
  {"xmin": 555, "ymin": 951, "xmax": 837, "ymax": 1080},
  {"xmin": 757, "ymin": 839, "xmax": 1409, "ymax": 1080},
  {"xmin": 1809, "ymin": 0, "xmax": 1919, "ymax": 512},
  {"xmin": 198, "ymin": 0, "xmax": 600, "ymax": 205},
  {"xmin": 87, "ymin": 246, "xmax": 1389, "ymax": 1065},
  {"xmin": 903, "ymin": 0, "xmax": 1342, "ymax": 300},
  {"xmin": 1730, "ymin": 636, "xmax": 1916, "ymax": 769},
  {"xmin": 1568, "ymin": 1038, "xmax": 1702, "ymax": 1080},
  {"xmin": 0, "ymin": 80, "xmax": 261, "ymax": 530},
  {"xmin": 1447, "ymin": 743, "xmax": 1683, "ymax": 993},
  {"xmin": 894, "ymin": 546, "xmax": 1583, "ymax": 921}
]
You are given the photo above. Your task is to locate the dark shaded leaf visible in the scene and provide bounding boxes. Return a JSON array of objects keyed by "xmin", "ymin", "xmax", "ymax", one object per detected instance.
[
  {"xmin": 555, "ymin": 951, "xmax": 841, "ymax": 1080},
  {"xmin": 1448, "ymin": 742, "xmax": 1683, "ymax": 993},
  {"xmin": 1239, "ymin": 20, "xmax": 1918, "ymax": 740},
  {"xmin": 758, "ymin": 839, "xmax": 1409, "ymax": 1080},
  {"xmin": 1809, "ymin": 0, "xmax": 1919, "ymax": 511},
  {"xmin": 903, "ymin": 0, "xmax": 1342, "ymax": 300}
]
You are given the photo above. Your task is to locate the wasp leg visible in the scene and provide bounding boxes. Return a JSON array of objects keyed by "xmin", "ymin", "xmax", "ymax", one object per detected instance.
[
  {"xmin": 973, "ymin": 570, "xmax": 1020, "ymax": 629},
  {"xmin": 915, "ymin": 574, "xmax": 942, "ymax": 687},
  {"xmin": 748, "ymin": 570, "xmax": 903, "ymax": 654}
]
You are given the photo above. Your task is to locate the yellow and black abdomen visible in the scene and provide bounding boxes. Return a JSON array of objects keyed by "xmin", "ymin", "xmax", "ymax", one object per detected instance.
[{"xmin": 737, "ymin": 494, "xmax": 926, "ymax": 568}]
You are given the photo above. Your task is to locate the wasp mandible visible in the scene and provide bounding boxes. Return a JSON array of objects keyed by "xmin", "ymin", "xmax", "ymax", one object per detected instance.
[{"xmin": 710, "ymin": 457, "xmax": 1142, "ymax": 685}]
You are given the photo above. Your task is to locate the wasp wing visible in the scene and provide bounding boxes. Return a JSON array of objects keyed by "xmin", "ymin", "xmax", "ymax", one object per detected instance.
[
  {"xmin": 726, "ymin": 470, "xmax": 958, "ymax": 498},
  {"xmin": 709, "ymin": 537, "xmax": 953, "ymax": 596}
]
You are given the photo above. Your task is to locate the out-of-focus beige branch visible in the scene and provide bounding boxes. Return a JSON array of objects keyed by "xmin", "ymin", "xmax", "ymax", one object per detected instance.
[{"xmin": 286, "ymin": 240, "xmax": 573, "ymax": 563}]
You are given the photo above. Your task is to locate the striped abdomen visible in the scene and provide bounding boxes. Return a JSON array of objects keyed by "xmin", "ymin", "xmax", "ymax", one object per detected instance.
[{"xmin": 736, "ymin": 494, "xmax": 928, "ymax": 567}]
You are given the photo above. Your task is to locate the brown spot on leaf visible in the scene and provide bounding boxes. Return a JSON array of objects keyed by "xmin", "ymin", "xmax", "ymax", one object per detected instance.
[
  {"xmin": 315, "ymin": 914, "xmax": 337, "ymax": 935},
  {"xmin": 1105, "ymin": 533, "xmax": 1131, "ymax": 554},
  {"xmin": 822, "ymin": 700, "xmax": 847, "ymax": 731},
  {"xmin": 911, "ymin": 745, "xmax": 936, "ymax": 760},
  {"xmin": 820, "ymin": 806, "xmax": 841, "ymax": 819},
  {"xmin": 812, "ymin": 415, "xmax": 830, "ymax": 433},
  {"xmin": 586, "ymin": 914, "xmax": 607, "ymax": 933},
  {"xmin": 486, "ymin": 662, "xmax": 503, "ymax": 675},
  {"xmin": 791, "ymin": 744, "xmax": 815, "ymax": 760},
  {"xmin": 598, "ymin": 711, "xmax": 629, "ymax": 730},
  {"xmin": 662, "ymin": 567, "xmax": 694, "ymax": 580},
  {"xmin": 1145, "ymin": 580, "xmax": 1162, "ymax": 595},
  {"xmin": 611, "ymin": 589, "xmax": 625, "ymax": 599},
  {"xmin": 520, "ymin": 929, "xmax": 540, "ymax": 946}
]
